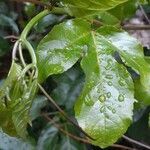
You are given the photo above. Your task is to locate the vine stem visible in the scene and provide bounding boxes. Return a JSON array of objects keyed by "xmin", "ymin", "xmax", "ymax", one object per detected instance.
[
  {"xmin": 19, "ymin": 7, "xmax": 67, "ymax": 66},
  {"xmin": 38, "ymin": 83, "xmax": 94, "ymax": 140},
  {"xmin": 43, "ymin": 114, "xmax": 136, "ymax": 150},
  {"xmin": 20, "ymin": 8, "xmax": 67, "ymax": 40},
  {"xmin": 123, "ymin": 135, "xmax": 150, "ymax": 149}
]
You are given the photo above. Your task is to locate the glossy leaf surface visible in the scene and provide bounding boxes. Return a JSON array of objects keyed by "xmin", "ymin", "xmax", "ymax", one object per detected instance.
[
  {"xmin": 75, "ymin": 29, "xmax": 135, "ymax": 148},
  {"xmin": 36, "ymin": 19, "xmax": 90, "ymax": 82},
  {"xmin": 37, "ymin": 18, "xmax": 150, "ymax": 147},
  {"xmin": 62, "ymin": 0, "xmax": 128, "ymax": 17}
]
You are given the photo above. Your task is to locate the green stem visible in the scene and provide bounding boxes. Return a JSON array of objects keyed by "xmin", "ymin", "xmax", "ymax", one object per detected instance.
[
  {"xmin": 19, "ymin": 7, "xmax": 67, "ymax": 65},
  {"xmin": 22, "ymin": 39, "xmax": 37, "ymax": 64},
  {"xmin": 20, "ymin": 7, "xmax": 67, "ymax": 40}
]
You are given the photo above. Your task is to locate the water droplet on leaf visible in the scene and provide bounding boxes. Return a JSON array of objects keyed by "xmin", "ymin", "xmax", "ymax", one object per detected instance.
[
  {"xmin": 119, "ymin": 79, "xmax": 126, "ymax": 86},
  {"xmin": 105, "ymin": 59, "xmax": 112, "ymax": 70},
  {"xmin": 106, "ymin": 92, "xmax": 111, "ymax": 98},
  {"xmin": 85, "ymin": 96, "xmax": 94, "ymax": 106},
  {"xmin": 112, "ymin": 109, "xmax": 116, "ymax": 113},
  {"xmin": 100, "ymin": 106, "xmax": 105, "ymax": 113},
  {"xmin": 118, "ymin": 94, "xmax": 125, "ymax": 102},
  {"xmin": 108, "ymin": 106, "xmax": 112, "ymax": 110},
  {"xmin": 106, "ymin": 74, "xmax": 113, "ymax": 79},
  {"xmin": 108, "ymin": 81, "xmax": 112, "ymax": 86},
  {"xmin": 99, "ymin": 94, "xmax": 106, "ymax": 102}
]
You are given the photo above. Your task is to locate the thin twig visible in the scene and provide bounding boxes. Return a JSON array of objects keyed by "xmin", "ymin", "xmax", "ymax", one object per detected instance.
[
  {"xmin": 43, "ymin": 114, "xmax": 136, "ymax": 150},
  {"xmin": 4, "ymin": 35, "xmax": 19, "ymax": 40},
  {"xmin": 123, "ymin": 25, "xmax": 150, "ymax": 30},
  {"xmin": 138, "ymin": 3, "xmax": 150, "ymax": 24},
  {"xmin": 123, "ymin": 135, "xmax": 150, "ymax": 150},
  {"xmin": 43, "ymin": 114, "xmax": 90, "ymax": 144},
  {"xmin": 38, "ymin": 83, "xmax": 94, "ymax": 140},
  {"xmin": 112, "ymin": 144, "xmax": 136, "ymax": 150},
  {"xmin": 11, "ymin": 0, "xmax": 52, "ymax": 8}
]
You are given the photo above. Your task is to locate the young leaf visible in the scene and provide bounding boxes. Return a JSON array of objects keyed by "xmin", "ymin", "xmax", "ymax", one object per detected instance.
[
  {"xmin": 36, "ymin": 19, "xmax": 90, "ymax": 82},
  {"xmin": 12, "ymin": 79, "xmax": 38, "ymax": 138},
  {"xmin": 0, "ymin": 62, "xmax": 38, "ymax": 138}
]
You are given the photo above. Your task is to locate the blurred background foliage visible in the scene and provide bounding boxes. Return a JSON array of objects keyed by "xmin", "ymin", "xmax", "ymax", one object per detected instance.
[{"xmin": 0, "ymin": 0, "xmax": 149, "ymax": 149}]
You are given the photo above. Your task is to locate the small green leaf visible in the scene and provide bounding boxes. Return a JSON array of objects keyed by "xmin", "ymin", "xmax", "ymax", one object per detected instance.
[
  {"xmin": 36, "ymin": 19, "xmax": 90, "ymax": 82},
  {"xmin": 12, "ymin": 79, "xmax": 38, "ymax": 138}
]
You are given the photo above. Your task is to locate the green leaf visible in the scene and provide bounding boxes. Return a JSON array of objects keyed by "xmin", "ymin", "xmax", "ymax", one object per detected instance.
[
  {"xmin": 62, "ymin": 0, "xmax": 128, "ymax": 17},
  {"xmin": 0, "ymin": 14, "xmax": 19, "ymax": 34},
  {"xmin": 12, "ymin": 79, "xmax": 38, "ymax": 138},
  {"xmin": 0, "ymin": 131, "xmax": 34, "ymax": 150},
  {"xmin": 0, "ymin": 62, "xmax": 38, "ymax": 138},
  {"xmin": 96, "ymin": 11, "xmax": 120, "ymax": 25},
  {"xmin": 36, "ymin": 18, "xmax": 149, "ymax": 147},
  {"xmin": 30, "ymin": 96, "xmax": 48, "ymax": 121},
  {"xmin": 75, "ymin": 32, "xmax": 135, "ymax": 148},
  {"xmin": 97, "ymin": 27, "xmax": 150, "ymax": 106},
  {"xmin": 108, "ymin": 0, "xmax": 137, "ymax": 21},
  {"xmin": 36, "ymin": 19, "xmax": 90, "ymax": 82},
  {"xmin": 37, "ymin": 125, "xmax": 59, "ymax": 150},
  {"xmin": 51, "ymin": 66, "xmax": 84, "ymax": 112}
]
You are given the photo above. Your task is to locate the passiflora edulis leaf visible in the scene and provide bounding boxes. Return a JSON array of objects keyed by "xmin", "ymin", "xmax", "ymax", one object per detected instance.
[
  {"xmin": 75, "ymin": 31, "xmax": 135, "ymax": 148},
  {"xmin": 36, "ymin": 19, "xmax": 90, "ymax": 82},
  {"xmin": 62, "ymin": 0, "xmax": 128, "ymax": 17},
  {"xmin": 37, "ymin": 19, "xmax": 150, "ymax": 147}
]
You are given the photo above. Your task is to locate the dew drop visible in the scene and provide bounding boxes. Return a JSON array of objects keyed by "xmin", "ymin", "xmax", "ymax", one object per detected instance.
[
  {"xmin": 106, "ymin": 74, "xmax": 113, "ymax": 79},
  {"xmin": 118, "ymin": 94, "xmax": 125, "ymax": 102},
  {"xmin": 106, "ymin": 92, "xmax": 111, "ymax": 98},
  {"xmin": 119, "ymin": 79, "xmax": 126, "ymax": 86},
  {"xmin": 85, "ymin": 96, "xmax": 94, "ymax": 106},
  {"xmin": 107, "ymin": 106, "xmax": 112, "ymax": 110},
  {"xmin": 112, "ymin": 109, "xmax": 116, "ymax": 113},
  {"xmin": 99, "ymin": 94, "xmax": 106, "ymax": 102},
  {"xmin": 97, "ymin": 88, "xmax": 101, "ymax": 93},
  {"xmin": 108, "ymin": 81, "xmax": 112, "ymax": 86},
  {"xmin": 100, "ymin": 106, "xmax": 105, "ymax": 113},
  {"xmin": 105, "ymin": 114, "xmax": 109, "ymax": 119},
  {"xmin": 105, "ymin": 59, "xmax": 112, "ymax": 70}
]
